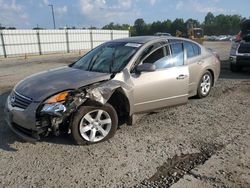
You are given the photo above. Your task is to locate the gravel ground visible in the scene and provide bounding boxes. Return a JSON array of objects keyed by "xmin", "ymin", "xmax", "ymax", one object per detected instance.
[{"xmin": 0, "ymin": 42, "xmax": 250, "ymax": 188}]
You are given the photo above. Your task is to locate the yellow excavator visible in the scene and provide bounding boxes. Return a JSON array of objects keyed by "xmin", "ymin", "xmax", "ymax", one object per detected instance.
[
  {"xmin": 176, "ymin": 22, "xmax": 205, "ymax": 44},
  {"xmin": 188, "ymin": 27, "xmax": 205, "ymax": 44}
]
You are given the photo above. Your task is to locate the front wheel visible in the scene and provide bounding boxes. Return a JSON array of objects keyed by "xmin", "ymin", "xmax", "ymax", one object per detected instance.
[
  {"xmin": 71, "ymin": 103, "xmax": 118, "ymax": 145},
  {"xmin": 197, "ymin": 71, "xmax": 213, "ymax": 98}
]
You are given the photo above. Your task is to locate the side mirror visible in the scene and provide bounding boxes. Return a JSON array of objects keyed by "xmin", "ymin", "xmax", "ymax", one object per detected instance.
[{"xmin": 136, "ymin": 63, "xmax": 156, "ymax": 72}]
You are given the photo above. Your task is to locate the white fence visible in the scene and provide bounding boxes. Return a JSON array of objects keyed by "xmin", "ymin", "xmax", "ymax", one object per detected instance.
[{"xmin": 0, "ymin": 29, "xmax": 129, "ymax": 58}]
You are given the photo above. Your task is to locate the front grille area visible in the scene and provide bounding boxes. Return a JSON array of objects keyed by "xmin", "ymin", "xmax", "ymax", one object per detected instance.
[
  {"xmin": 10, "ymin": 91, "xmax": 32, "ymax": 109},
  {"xmin": 238, "ymin": 43, "xmax": 250, "ymax": 53}
]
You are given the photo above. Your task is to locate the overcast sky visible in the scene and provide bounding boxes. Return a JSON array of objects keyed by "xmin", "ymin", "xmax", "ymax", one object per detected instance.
[{"xmin": 0, "ymin": 0, "xmax": 249, "ymax": 29}]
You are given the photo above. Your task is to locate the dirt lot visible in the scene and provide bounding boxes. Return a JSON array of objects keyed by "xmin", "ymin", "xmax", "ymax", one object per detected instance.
[{"xmin": 0, "ymin": 42, "xmax": 250, "ymax": 188}]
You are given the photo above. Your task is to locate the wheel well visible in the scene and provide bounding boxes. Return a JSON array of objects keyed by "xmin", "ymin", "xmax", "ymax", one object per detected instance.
[
  {"xmin": 107, "ymin": 89, "xmax": 130, "ymax": 125},
  {"xmin": 207, "ymin": 69, "xmax": 215, "ymax": 86}
]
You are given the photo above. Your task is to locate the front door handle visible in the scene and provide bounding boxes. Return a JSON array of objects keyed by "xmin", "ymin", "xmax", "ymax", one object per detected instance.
[{"xmin": 176, "ymin": 74, "xmax": 188, "ymax": 80}]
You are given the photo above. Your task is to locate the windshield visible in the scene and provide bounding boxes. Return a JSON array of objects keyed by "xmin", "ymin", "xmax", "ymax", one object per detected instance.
[{"xmin": 71, "ymin": 42, "xmax": 139, "ymax": 73}]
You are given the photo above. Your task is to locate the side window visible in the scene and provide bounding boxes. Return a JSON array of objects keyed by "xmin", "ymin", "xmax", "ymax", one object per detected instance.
[
  {"xmin": 143, "ymin": 47, "xmax": 165, "ymax": 64},
  {"xmin": 153, "ymin": 46, "xmax": 175, "ymax": 69},
  {"xmin": 170, "ymin": 43, "xmax": 184, "ymax": 66},
  {"xmin": 192, "ymin": 43, "xmax": 201, "ymax": 56},
  {"xmin": 138, "ymin": 42, "xmax": 165, "ymax": 62},
  {"xmin": 142, "ymin": 46, "xmax": 176, "ymax": 70},
  {"xmin": 184, "ymin": 42, "xmax": 195, "ymax": 58},
  {"xmin": 184, "ymin": 41, "xmax": 201, "ymax": 58}
]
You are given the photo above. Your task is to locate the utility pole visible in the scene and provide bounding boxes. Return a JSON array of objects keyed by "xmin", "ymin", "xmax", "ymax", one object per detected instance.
[{"xmin": 48, "ymin": 4, "xmax": 56, "ymax": 29}]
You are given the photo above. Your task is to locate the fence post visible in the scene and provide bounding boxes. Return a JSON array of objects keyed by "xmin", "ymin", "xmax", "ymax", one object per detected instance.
[
  {"xmin": 65, "ymin": 29, "xmax": 70, "ymax": 53},
  {"xmin": 0, "ymin": 30, "xmax": 7, "ymax": 58},
  {"xmin": 110, "ymin": 30, "xmax": 113, "ymax": 40},
  {"xmin": 90, "ymin": 30, "xmax": 93, "ymax": 50},
  {"xmin": 36, "ymin": 30, "xmax": 42, "ymax": 55}
]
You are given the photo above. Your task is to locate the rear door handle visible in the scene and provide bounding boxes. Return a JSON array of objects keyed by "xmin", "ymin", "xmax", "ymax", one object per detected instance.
[{"xmin": 176, "ymin": 74, "xmax": 188, "ymax": 80}]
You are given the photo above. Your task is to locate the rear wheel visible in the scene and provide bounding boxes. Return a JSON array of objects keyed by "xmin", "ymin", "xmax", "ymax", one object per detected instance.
[
  {"xmin": 197, "ymin": 71, "xmax": 213, "ymax": 98},
  {"xmin": 71, "ymin": 103, "xmax": 118, "ymax": 145},
  {"xmin": 230, "ymin": 63, "xmax": 242, "ymax": 72}
]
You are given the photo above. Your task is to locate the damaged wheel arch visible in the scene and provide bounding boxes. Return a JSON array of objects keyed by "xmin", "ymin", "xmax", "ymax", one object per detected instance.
[{"xmin": 36, "ymin": 79, "xmax": 134, "ymax": 139}]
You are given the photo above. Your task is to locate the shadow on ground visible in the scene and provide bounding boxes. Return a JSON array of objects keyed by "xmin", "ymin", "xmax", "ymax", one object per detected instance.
[{"xmin": 0, "ymin": 90, "xmax": 24, "ymax": 151}]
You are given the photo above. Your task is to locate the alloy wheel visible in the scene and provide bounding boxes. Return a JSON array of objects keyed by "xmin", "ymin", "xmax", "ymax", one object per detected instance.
[
  {"xmin": 200, "ymin": 74, "xmax": 211, "ymax": 96},
  {"xmin": 79, "ymin": 109, "xmax": 112, "ymax": 142}
]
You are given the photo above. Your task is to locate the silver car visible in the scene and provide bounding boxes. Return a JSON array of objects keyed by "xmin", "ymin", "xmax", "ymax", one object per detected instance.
[{"xmin": 4, "ymin": 36, "xmax": 220, "ymax": 145}]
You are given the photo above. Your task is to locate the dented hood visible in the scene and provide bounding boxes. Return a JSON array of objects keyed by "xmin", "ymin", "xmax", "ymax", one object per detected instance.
[{"xmin": 14, "ymin": 66, "xmax": 111, "ymax": 102}]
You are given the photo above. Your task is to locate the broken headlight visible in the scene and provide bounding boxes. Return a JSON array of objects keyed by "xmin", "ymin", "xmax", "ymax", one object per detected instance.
[{"xmin": 41, "ymin": 91, "xmax": 70, "ymax": 116}]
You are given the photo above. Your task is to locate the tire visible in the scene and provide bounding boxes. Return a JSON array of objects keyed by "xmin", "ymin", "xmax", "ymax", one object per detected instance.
[
  {"xmin": 71, "ymin": 103, "xmax": 118, "ymax": 145},
  {"xmin": 196, "ymin": 71, "xmax": 213, "ymax": 99},
  {"xmin": 230, "ymin": 63, "xmax": 242, "ymax": 72}
]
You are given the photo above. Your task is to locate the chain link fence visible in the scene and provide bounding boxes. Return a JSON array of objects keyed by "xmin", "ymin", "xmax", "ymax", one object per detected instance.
[{"xmin": 0, "ymin": 29, "xmax": 129, "ymax": 58}]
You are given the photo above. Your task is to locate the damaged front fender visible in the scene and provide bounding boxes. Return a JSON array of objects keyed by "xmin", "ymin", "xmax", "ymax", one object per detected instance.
[
  {"xmin": 38, "ymin": 68, "xmax": 134, "ymax": 136},
  {"xmin": 85, "ymin": 69, "xmax": 134, "ymax": 115}
]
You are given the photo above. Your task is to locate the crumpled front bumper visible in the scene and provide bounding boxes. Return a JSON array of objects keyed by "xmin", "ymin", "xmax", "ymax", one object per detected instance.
[{"xmin": 4, "ymin": 95, "xmax": 41, "ymax": 142}]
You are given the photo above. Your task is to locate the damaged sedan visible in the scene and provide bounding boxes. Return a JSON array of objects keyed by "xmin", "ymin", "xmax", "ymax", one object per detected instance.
[{"xmin": 4, "ymin": 36, "xmax": 220, "ymax": 145}]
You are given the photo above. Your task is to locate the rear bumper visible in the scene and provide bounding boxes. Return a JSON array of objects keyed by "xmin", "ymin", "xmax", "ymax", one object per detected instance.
[{"xmin": 4, "ymin": 95, "xmax": 41, "ymax": 142}]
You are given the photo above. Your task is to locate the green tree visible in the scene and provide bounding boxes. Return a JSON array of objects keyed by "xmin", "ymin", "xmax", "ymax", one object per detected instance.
[
  {"xmin": 204, "ymin": 12, "xmax": 215, "ymax": 25},
  {"xmin": 171, "ymin": 18, "xmax": 185, "ymax": 35},
  {"xmin": 133, "ymin": 18, "xmax": 148, "ymax": 36}
]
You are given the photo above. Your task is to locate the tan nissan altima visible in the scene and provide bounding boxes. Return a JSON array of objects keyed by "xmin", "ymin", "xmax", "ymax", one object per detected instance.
[{"xmin": 5, "ymin": 36, "xmax": 220, "ymax": 145}]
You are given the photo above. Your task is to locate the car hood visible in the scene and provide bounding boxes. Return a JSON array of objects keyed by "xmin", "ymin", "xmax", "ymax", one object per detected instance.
[{"xmin": 14, "ymin": 66, "xmax": 111, "ymax": 102}]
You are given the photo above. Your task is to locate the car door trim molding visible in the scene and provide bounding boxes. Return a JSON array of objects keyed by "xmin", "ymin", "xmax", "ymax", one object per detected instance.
[{"xmin": 134, "ymin": 94, "xmax": 188, "ymax": 106}]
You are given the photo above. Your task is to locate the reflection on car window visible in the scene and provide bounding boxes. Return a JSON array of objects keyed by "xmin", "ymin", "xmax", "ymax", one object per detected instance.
[
  {"xmin": 71, "ymin": 42, "xmax": 138, "ymax": 73},
  {"xmin": 192, "ymin": 43, "xmax": 201, "ymax": 56},
  {"xmin": 184, "ymin": 42, "xmax": 195, "ymax": 58},
  {"xmin": 154, "ymin": 56, "xmax": 175, "ymax": 69},
  {"xmin": 143, "ymin": 45, "xmax": 181, "ymax": 70},
  {"xmin": 170, "ymin": 43, "xmax": 184, "ymax": 66},
  {"xmin": 184, "ymin": 41, "xmax": 201, "ymax": 58}
]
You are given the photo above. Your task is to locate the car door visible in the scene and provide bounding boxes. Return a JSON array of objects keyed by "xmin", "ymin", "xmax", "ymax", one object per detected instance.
[
  {"xmin": 131, "ymin": 44, "xmax": 189, "ymax": 113},
  {"xmin": 183, "ymin": 41, "xmax": 203, "ymax": 96}
]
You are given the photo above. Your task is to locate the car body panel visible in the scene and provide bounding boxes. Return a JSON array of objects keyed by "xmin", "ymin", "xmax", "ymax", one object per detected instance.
[
  {"xmin": 131, "ymin": 66, "xmax": 189, "ymax": 113},
  {"xmin": 186, "ymin": 55, "xmax": 204, "ymax": 96},
  {"xmin": 4, "ymin": 95, "xmax": 39, "ymax": 130}
]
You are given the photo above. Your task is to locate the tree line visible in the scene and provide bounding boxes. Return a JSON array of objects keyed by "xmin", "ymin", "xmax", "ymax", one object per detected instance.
[
  {"xmin": 102, "ymin": 12, "xmax": 246, "ymax": 36},
  {"xmin": 1, "ymin": 12, "xmax": 246, "ymax": 35}
]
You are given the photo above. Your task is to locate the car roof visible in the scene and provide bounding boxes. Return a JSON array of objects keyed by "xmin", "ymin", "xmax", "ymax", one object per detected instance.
[
  {"xmin": 112, "ymin": 36, "xmax": 201, "ymax": 46},
  {"xmin": 111, "ymin": 36, "xmax": 172, "ymax": 44},
  {"xmin": 112, "ymin": 36, "xmax": 195, "ymax": 44}
]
